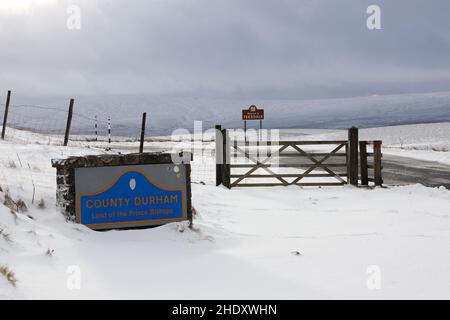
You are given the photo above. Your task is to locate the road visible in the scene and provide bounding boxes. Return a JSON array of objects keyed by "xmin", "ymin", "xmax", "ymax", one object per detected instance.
[
  {"xmin": 382, "ymin": 154, "xmax": 450, "ymax": 189},
  {"xmin": 276, "ymin": 152, "xmax": 450, "ymax": 189}
]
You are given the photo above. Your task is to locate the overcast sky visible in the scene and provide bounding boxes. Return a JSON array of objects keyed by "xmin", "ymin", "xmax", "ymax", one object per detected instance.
[{"xmin": 1, "ymin": 0, "xmax": 450, "ymax": 100}]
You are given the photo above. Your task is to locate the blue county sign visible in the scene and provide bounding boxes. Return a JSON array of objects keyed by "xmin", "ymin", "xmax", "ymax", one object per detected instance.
[{"xmin": 75, "ymin": 164, "xmax": 188, "ymax": 230}]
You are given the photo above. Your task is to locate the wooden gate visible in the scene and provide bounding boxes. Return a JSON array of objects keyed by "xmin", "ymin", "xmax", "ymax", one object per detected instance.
[
  {"xmin": 225, "ymin": 139, "xmax": 349, "ymax": 188},
  {"xmin": 216, "ymin": 127, "xmax": 382, "ymax": 189}
]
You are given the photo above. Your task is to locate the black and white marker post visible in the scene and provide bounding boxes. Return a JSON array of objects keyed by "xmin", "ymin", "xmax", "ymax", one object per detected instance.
[{"xmin": 106, "ymin": 116, "xmax": 111, "ymax": 151}]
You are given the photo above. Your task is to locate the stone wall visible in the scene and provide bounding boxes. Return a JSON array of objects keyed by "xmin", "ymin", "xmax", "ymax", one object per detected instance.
[{"xmin": 51, "ymin": 152, "xmax": 192, "ymax": 225}]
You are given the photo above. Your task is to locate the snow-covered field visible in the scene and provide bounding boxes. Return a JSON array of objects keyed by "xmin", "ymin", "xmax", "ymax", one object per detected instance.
[
  {"xmin": 280, "ymin": 122, "xmax": 450, "ymax": 166},
  {"xmin": 0, "ymin": 125, "xmax": 449, "ymax": 299},
  {"xmin": 6, "ymin": 91, "xmax": 450, "ymax": 136}
]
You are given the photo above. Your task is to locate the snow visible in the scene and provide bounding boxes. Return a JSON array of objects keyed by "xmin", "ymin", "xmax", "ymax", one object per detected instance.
[
  {"xmin": 7, "ymin": 91, "xmax": 450, "ymax": 136},
  {"xmin": 0, "ymin": 125, "xmax": 450, "ymax": 299},
  {"xmin": 278, "ymin": 122, "xmax": 450, "ymax": 166}
]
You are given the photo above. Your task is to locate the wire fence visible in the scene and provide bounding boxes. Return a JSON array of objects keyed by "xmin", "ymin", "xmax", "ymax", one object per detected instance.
[
  {"xmin": 0, "ymin": 99, "xmax": 217, "ymax": 185},
  {"xmin": 0, "ymin": 101, "xmax": 140, "ymax": 144}
]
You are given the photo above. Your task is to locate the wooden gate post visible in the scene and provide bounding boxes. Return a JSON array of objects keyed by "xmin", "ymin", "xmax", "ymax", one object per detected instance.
[
  {"xmin": 373, "ymin": 140, "xmax": 383, "ymax": 186},
  {"xmin": 63, "ymin": 98, "xmax": 74, "ymax": 146},
  {"xmin": 359, "ymin": 141, "xmax": 368, "ymax": 186},
  {"xmin": 1, "ymin": 90, "xmax": 11, "ymax": 140},
  {"xmin": 347, "ymin": 127, "xmax": 359, "ymax": 186},
  {"xmin": 215, "ymin": 125, "xmax": 222, "ymax": 186},
  {"xmin": 221, "ymin": 129, "xmax": 231, "ymax": 189},
  {"xmin": 139, "ymin": 112, "xmax": 147, "ymax": 153}
]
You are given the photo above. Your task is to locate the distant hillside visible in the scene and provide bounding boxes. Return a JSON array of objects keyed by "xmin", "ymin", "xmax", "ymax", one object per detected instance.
[{"xmin": 5, "ymin": 91, "xmax": 450, "ymax": 137}]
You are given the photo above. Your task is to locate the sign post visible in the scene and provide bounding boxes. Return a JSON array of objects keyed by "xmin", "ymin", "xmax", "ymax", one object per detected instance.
[
  {"xmin": 242, "ymin": 105, "xmax": 264, "ymax": 142},
  {"xmin": 259, "ymin": 119, "xmax": 262, "ymax": 140},
  {"xmin": 244, "ymin": 120, "xmax": 247, "ymax": 142}
]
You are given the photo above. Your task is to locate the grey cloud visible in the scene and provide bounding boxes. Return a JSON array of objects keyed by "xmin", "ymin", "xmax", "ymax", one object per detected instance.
[{"xmin": 1, "ymin": 0, "xmax": 450, "ymax": 100}]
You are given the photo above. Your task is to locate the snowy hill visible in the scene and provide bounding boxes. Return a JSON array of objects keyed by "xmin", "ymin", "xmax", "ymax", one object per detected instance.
[{"xmin": 7, "ymin": 91, "xmax": 450, "ymax": 136}]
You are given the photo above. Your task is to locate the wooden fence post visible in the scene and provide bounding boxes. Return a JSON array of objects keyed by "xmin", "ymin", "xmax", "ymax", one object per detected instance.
[
  {"xmin": 359, "ymin": 141, "xmax": 368, "ymax": 186},
  {"xmin": 139, "ymin": 112, "xmax": 147, "ymax": 153},
  {"xmin": 215, "ymin": 125, "xmax": 222, "ymax": 186},
  {"xmin": 373, "ymin": 140, "xmax": 383, "ymax": 186},
  {"xmin": 221, "ymin": 129, "xmax": 231, "ymax": 189},
  {"xmin": 94, "ymin": 115, "xmax": 98, "ymax": 141},
  {"xmin": 1, "ymin": 90, "xmax": 11, "ymax": 140},
  {"xmin": 63, "ymin": 98, "xmax": 74, "ymax": 146},
  {"xmin": 347, "ymin": 127, "xmax": 359, "ymax": 186}
]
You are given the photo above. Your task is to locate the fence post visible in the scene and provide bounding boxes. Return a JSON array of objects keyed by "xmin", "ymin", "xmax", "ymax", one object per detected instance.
[
  {"xmin": 106, "ymin": 116, "xmax": 111, "ymax": 150},
  {"xmin": 373, "ymin": 140, "xmax": 383, "ymax": 186},
  {"xmin": 1, "ymin": 90, "xmax": 11, "ymax": 140},
  {"xmin": 63, "ymin": 98, "xmax": 74, "ymax": 146},
  {"xmin": 347, "ymin": 127, "xmax": 359, "ymax": 186},
  {"xmin": 139, "ymin": 112, "xmax": 147, "ymax": 153},
  {"xmin": 215, "ymin": 125, "xmax": 222, "ymax": 186},
  {"xmin": 359, "ymin": 141, "xmax": 368, "ymax": 186},
  {"xmin": 221, "ymin": 129, "xmax": 231, "ymax": 189},
  {"xmin": 94, "ymin": 115, "xmax": 98, "ymax": 141}
]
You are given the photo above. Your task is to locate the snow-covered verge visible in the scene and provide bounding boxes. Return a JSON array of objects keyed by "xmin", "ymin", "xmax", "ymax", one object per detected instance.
[
  {"xmin": 0, "ymin": 126, "xmax": 449, "ymax": 299},
  {"xmin": 359, "ymin": 123, "xmax": 450, "ymax": 165},
  {"xmin": 282, "ymin": 122, "xmax": 450, "ymax": 166},
  {"xmin": 1, "ymin": 183, "xmax": 449, "ymax": 299}
]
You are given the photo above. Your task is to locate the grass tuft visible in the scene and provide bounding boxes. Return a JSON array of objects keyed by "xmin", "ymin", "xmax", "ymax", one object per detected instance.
[
  {"xmin": 3, "ymin": 192, "xmax": 28, "ymax": 213},
  {"xmin": 37, "ymin": 198, "xmax": 46, "ymax": 209},
  {"xmin": 0, "ymin": 228, "xmax": 12, "ymax": 243},
  {"xmin": 0, "ymin": 265, "xmax": 17, "ymax": 287},
  {"xmin": 6, "ymin": 160, "xmax": 17, "ymax": 168}
]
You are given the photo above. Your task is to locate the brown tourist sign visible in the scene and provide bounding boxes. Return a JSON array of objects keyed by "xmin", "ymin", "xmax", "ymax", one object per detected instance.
[{"xmin": 242, "ymin": 105, "xmax": 264, "ymax": 121}]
